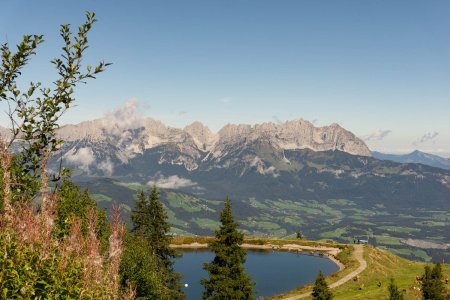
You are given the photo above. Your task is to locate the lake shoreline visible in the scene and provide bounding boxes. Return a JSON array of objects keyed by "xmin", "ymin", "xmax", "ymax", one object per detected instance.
[{"xmin": 170, "ymin": 242, "xmax": 344, "ymax": 271}]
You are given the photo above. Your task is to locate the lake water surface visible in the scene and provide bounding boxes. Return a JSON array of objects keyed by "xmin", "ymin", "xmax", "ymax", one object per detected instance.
[{"xmin": 174, "ymin": 249, "xmax": 339, "ymax": 299}]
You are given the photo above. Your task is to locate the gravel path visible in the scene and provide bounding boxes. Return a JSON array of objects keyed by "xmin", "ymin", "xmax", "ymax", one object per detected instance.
[{"xmin": 281, "ymin": 245, "xmax": 367, "ymax": 300}]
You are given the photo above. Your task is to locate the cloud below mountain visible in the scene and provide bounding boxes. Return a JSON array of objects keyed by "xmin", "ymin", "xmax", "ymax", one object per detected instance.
[
  {"xmin": 65, "ymin": 147, "xmax": 95, "ymax": 172},
  {"xmin": 98, "ymin": 158, "xmax": 114, "ymax": 176},
  {"xmin": 250, "ymin": 156, "xmax": 280, "ymax": 178},
  {"xmin": 147, "ymin": 175, "xmax": 197, "ymax": 189}
]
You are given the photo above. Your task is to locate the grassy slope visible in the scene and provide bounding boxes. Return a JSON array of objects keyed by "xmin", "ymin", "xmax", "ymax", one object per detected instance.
[
  {"xmin": 273, "ymin": 245, "xmax": 450, "ymax": 300},
  {"xmin": 331, "ymin": 246, "xmax": 450, "ymax": 300}
]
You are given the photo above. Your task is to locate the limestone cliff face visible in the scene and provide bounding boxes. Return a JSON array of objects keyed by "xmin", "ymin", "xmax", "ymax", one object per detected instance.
[
  {"xmin": 215, "ymin": 120, "xmax": 371, "ymax": 157},
  {"xmin": 184, "ymin": 121, "xmax": 218, "ymax": 152},
  {"xmin": 55, "ymin": 117, "xmax": 371, "ymax": 172}
]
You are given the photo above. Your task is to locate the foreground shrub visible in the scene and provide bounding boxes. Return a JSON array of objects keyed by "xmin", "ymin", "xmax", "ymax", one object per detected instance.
[
  {"xmin": 120, "ymin": 234, "xmax": 169, "ymax": 299},
  {"xmin": 0, "ymin": 198, "xmax": 132, "ymax": 299}
]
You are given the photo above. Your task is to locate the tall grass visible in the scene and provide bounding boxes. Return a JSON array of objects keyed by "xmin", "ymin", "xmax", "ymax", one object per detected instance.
[{"xmin": 0, "ymin": 149, "xmax": 134, "ymax": 299}]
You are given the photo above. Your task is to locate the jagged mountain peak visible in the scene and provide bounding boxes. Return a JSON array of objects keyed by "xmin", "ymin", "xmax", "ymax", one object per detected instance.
[
  {"xmin": 54, "ymin": 116, "xmax": 371, "ymax": 174},
  {"xmin": 184, "ymin": 122, "xmax": 218, "ymax": 152},
  {"xmin": 215, "ymin": 119, "xmax": 370, "ymax": 156}
]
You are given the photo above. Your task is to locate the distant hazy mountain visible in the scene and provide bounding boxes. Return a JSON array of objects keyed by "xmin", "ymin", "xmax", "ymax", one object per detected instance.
[{"xmin": 372, "ymin": 150, "xmax": 450, "ymax": 171}]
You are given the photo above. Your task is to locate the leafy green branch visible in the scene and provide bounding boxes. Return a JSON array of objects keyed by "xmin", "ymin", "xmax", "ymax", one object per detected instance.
[{"xmin": 0, "ymin": 11, "xmax": 110, "ymax": 198}]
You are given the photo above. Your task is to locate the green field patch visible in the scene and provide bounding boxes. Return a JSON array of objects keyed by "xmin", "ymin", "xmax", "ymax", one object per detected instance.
[
  {"xmin": 269, "ymin": 199, "xmax": 329, "ymax": 215},
  {"xmin": 326, "ymin": 199, "xmax": 355, "ymax": 206},
  {"xmin": 430, "ymin": 213, "xmax": 450, "ymax": 221},
  {"xmin": 256, "ymin": 213, "xmax": 276, "ymax": 222},
  {"xmin": 91, "ymin": 193, "xmax": 112, "ymax": 202},
  {"xmin": 352, "ymin": 221, "xmax": 376, "ymax": 226},
  {"xmin": 342, "ymin": 208, "xmax": 377, "ymax": 216},
  {"xmin": 282, "ymin": 216, "xmax": 305, "ymax": 226},
  {"xmin": 268, "ymin": 228, "xmax": 287, "ymax": 237},
  {"xmin": 388, "ymin": 248, "xmax": 432, "ymax": 262},
  {"xmin": 398, "ymin": 213, "xmax": 415, "ymax": 219},
  {"xmin": 378, "ymin": 226, "xmax": 421, "ymax": 233},
  {"xmin": 191, "ymin": 218, "xmax": 220, "ymax": 231},
  {"xmin": 113, "ymin": 181, "xmax": 147, "ymax": 191},
  {"xmin": 270, "ymin": 199, "xmax": 304, "ymax": 211},
  {"xmin": 348, "ymin": 215, "xmax": 367, "ymax": 221},
  {"xmin": 320, "ymin": 227, "xmax": 347, "ymax": 239},
  {"xmin": 203, "ymin": 199, "xmax": 222, "ymax": 206},
  {"xmin": 166, "ymin": 208, "xmax": 189, "ymax": 228},
  {"xmin": 248, "ymin": 197, "xmax": 271, "ymax": 210},
  {"xmin": 240, "ymin": 218, "xmax": 259, "ymax": 228},
  {"xmin": 250, "ymin": 221, "xmax": 281, "ymax": 231},
  {"xmin": 375, "ymin": 235, "xmax": 402, "ymax": 245},
  {"xmin": 414, "ymin": 220, "xmax": 447, "ymax": 227},
  {"xmin": 166, "ymin": 192, "xmax": 214, "ymax": 213},
  {"xmin": 316, "ymin": 204, "xmax": 343, "ymax": 217}
]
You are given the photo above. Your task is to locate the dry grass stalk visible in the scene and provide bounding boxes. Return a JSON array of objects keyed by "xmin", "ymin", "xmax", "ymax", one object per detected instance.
[
  {"xmin": 0, "ymin": 142, "xmax": 12, "ymax": 222},
  {"xmin": 0, "ymin": 152, "xmax": 131, "ymax": 299},
  {"xmin": 107, "ymin": 204, "xmax": 126, "ymax": 299}
]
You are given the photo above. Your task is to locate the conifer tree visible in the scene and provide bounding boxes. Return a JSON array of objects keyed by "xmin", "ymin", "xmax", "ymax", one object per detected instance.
[
  {"xmin": 201, "ymin": 197, "xmax": 255, "ymax": 300},
  {"xmin": 422, "ymin": 263, "xmax": 445, "ymax": 300},
  {"xmin": 128, "ymin": 186, "xmax": 184, "ymax": 299},
  {"xmin": 131, "ymin": 190, "xmax": 149, "ymax": 237},
  {"xmin": 147, "ymin": 187, "xmax": 176, "ymax": 265},
  {"xmin": 312, "ymin": 270, "xmax": 333, "ymax": 300},
  {"xmin": 388, "ymin": 278, "xmax": 403, "ymax": 300}
]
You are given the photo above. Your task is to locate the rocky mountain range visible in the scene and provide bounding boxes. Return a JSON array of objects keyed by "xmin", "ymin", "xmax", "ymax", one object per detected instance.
[{"xmin": 55, "ymin": 117, "xmax": 371, "ymax": 175}]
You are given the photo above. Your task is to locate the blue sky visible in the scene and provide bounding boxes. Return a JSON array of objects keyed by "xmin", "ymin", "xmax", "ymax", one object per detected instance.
[{"xmin": 1, "ymin": 1, "xmax": 450, "ymax": 156}]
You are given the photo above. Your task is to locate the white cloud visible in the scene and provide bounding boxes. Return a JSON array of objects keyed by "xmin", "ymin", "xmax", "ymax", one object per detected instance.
[
  {"xmin": 413, "ymin": 132, "xmax": 439, "ymax": 146},
  {"xmin": 65, "ymin": 147, "xmax": 95, "ymax": 172},
  {"xmin": 147, "ymin": 175, "xmax": 197, "ymax": 189},
  {"xmin": 362, "ymin": 130, "xmax": 392, "ymax": 141},
  {"xmin": 250, "ymin": 156, "xmax": 262, "ymax": 167},
  {"xmin": 249, "ymin": 156, "xmax": 280, "ymax": 177},
  {"xmin": 103, "ymin": 98, "xmax": 146, "ymax": 135},
  {"xmin": 261, "ymin": 166, "xmax": 280, "ymax": 178},
  {"xmin": 98, "ymin": 158, "xmax": 114, "ymax": 176}
]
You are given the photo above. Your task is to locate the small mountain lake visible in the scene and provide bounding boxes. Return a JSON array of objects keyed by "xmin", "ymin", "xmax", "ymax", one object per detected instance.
[{"xmin": 174, "ymin": 249, "xmax": 339, "ymax": 299}]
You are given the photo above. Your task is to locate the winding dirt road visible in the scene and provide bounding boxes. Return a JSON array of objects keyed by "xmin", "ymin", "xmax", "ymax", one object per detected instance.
[{"xmin": 281, "ymin": 245, "xmax": 367, "ymax": 300}]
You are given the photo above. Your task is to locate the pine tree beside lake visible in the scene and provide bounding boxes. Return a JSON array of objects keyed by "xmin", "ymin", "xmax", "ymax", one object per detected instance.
[
  {"xmin": 128, "ymin": 186, "xmax": 184, "ymax": 299},
  {"xmin": 132, "ymin": 187, "xmax": 176, "ymax": 266},
  {"xmin": 312, "ymin": 270, "xmax": 333, "ymax": 300},
  {"xmin": 201, "ymin": 197, "xmax": 255, "ymax": 300}
]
